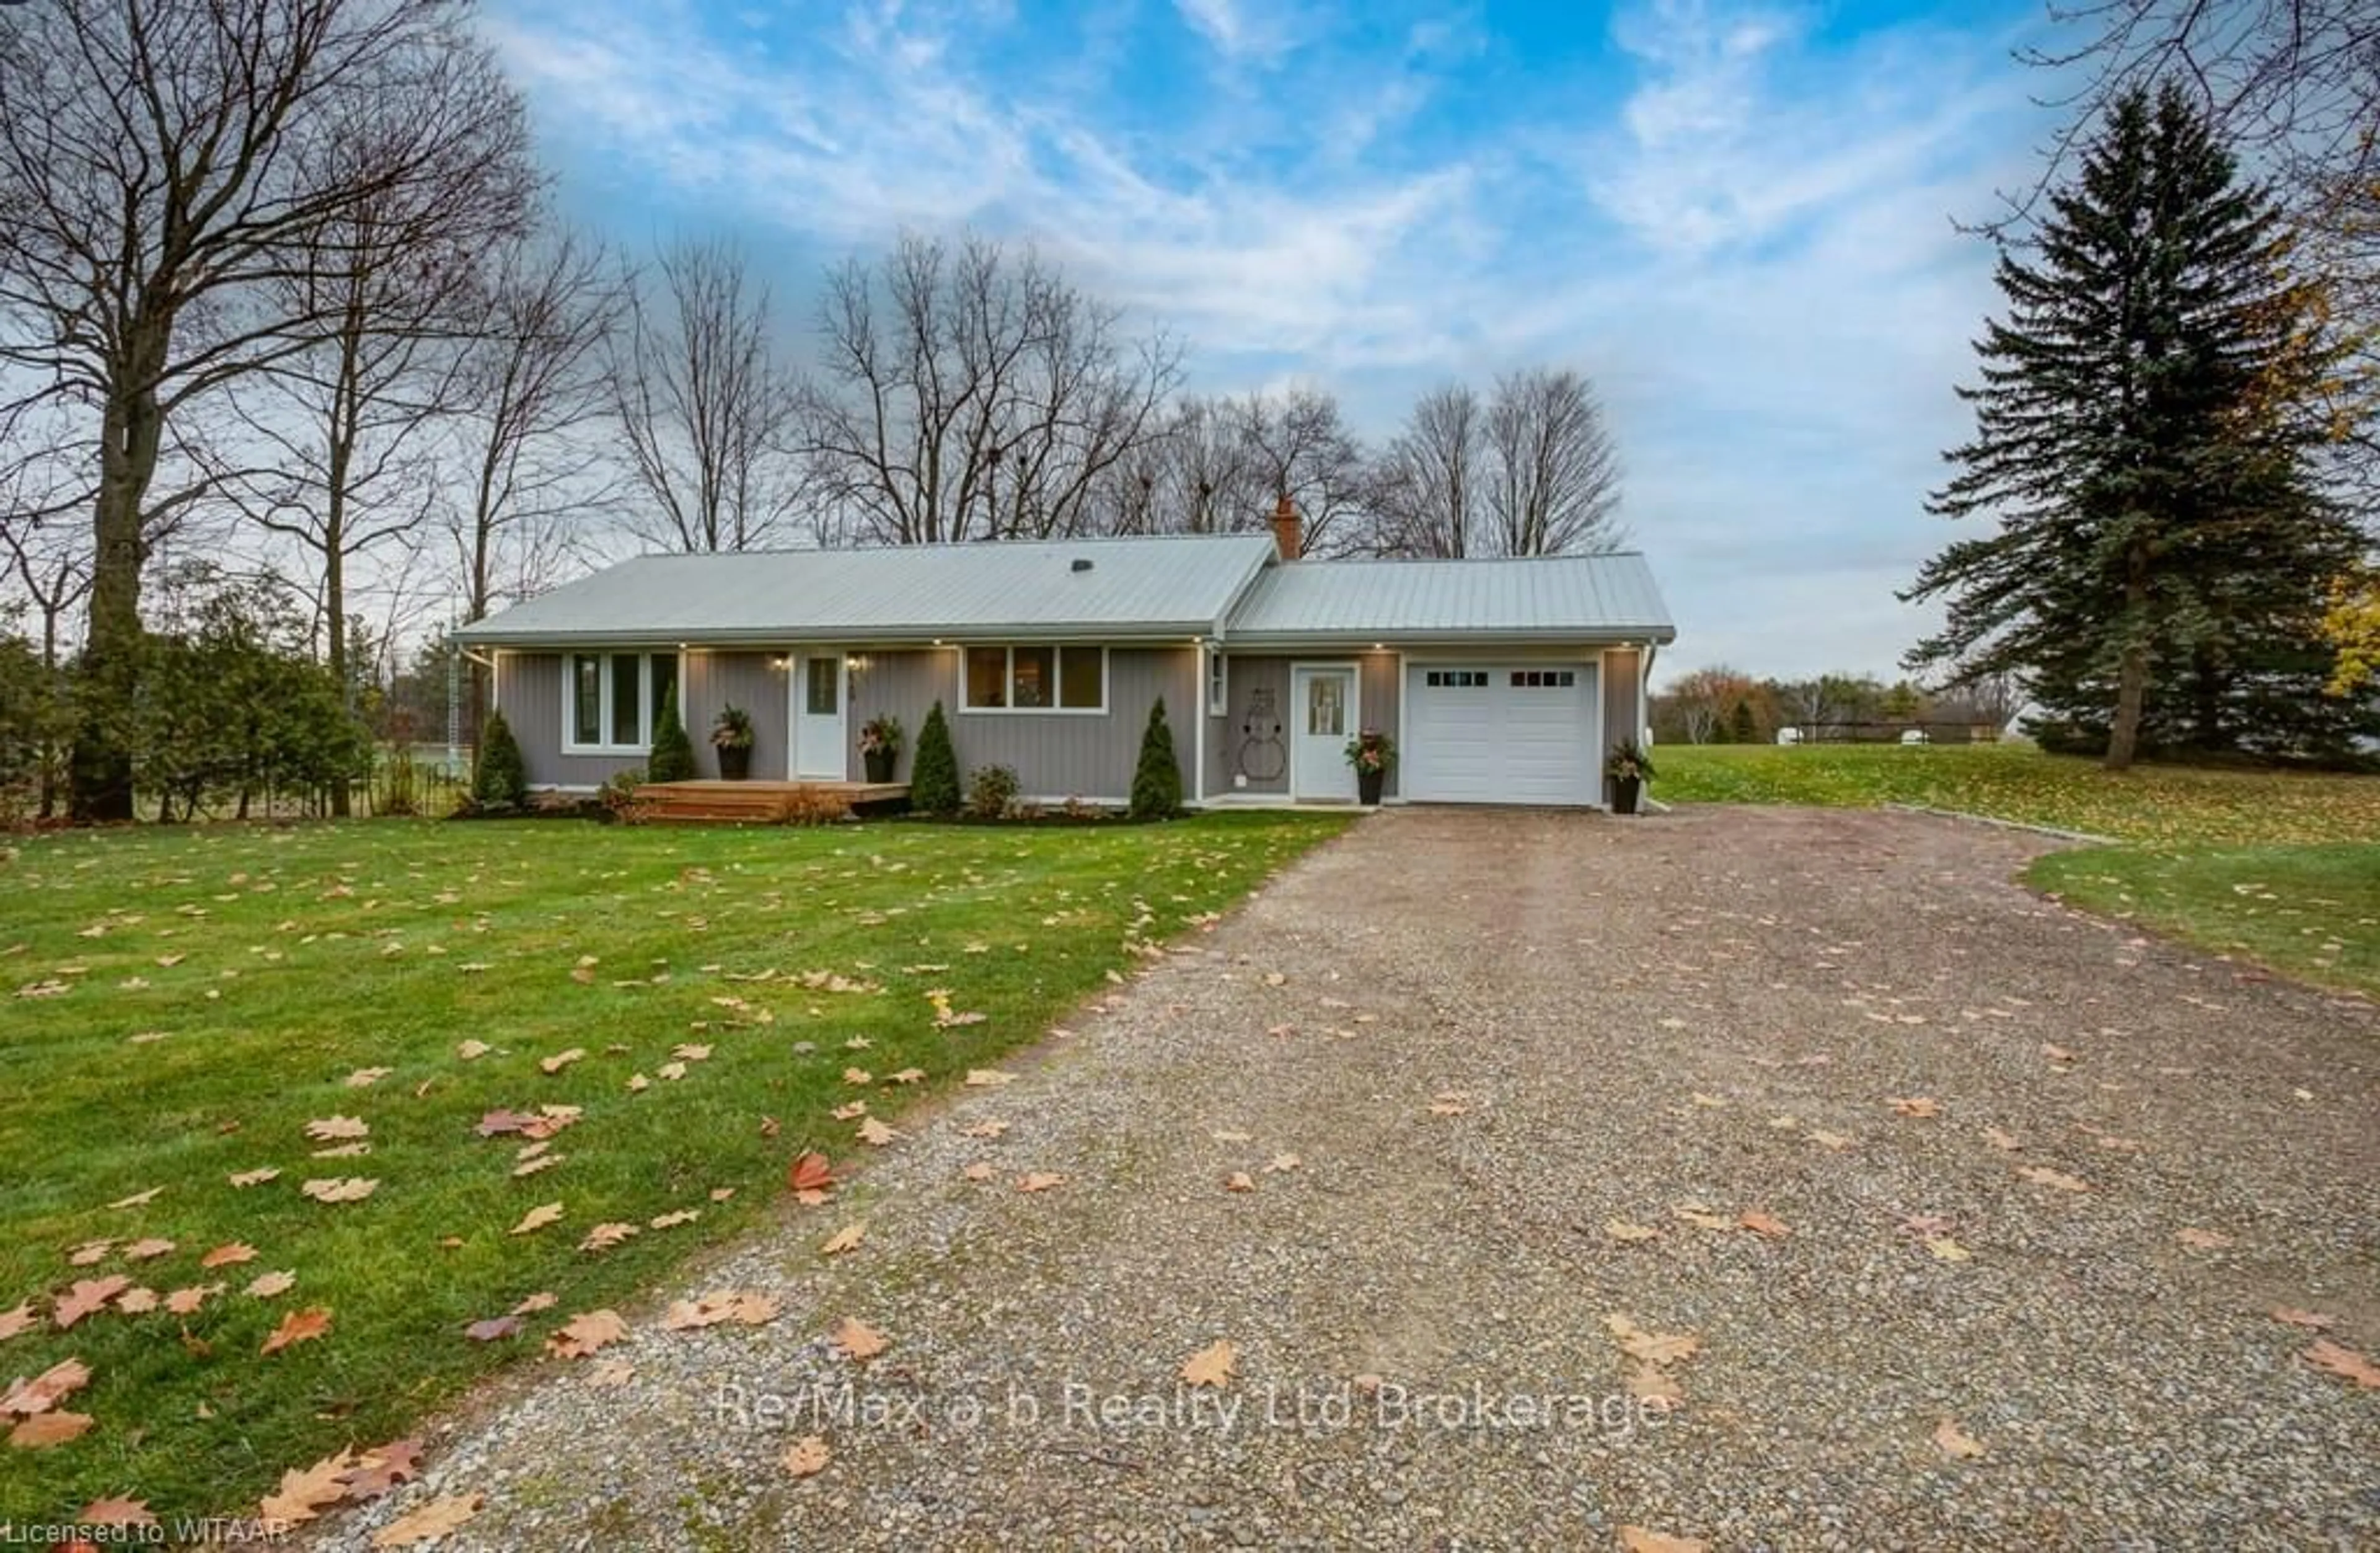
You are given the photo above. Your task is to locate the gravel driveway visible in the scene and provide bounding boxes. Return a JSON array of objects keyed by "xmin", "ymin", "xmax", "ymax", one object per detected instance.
[{"xmin": 333, "ymin": 807, "xmax": 2380, "ymax": 1552}]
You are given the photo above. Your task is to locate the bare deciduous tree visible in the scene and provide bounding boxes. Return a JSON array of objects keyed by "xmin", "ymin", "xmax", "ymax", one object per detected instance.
[
  {"xmin": 1228, "ymin": 389, "xmax": 1370, "ymax": 556},
  {"xmin": 610, "ymin": 239, "xmax": 801, "ymax": 554},
  {"xmin": 0, "ymin": 0, "xmax": 530, "ymax": 819},
  {"xmin": 1369, "ymin": 384, "xmax": 1486, "ymax": 557},
  {"xmin": 1483, "ymin": 368, "xmax": 1626, "ymax": 555},
  {"xmin": 218, "ymin": 66, "xmax": 532, "ymax": 816},
  {"xmin": 804, "ymin": 232, "xmax": 1179, "ymax": 544},
  {"xmin": 451, "ymin": 228, "xmax": 626, "ymax": 620}
]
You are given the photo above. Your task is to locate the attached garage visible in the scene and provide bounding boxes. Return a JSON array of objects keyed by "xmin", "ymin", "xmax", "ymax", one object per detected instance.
[{"xmin": 1402, "ymin": 661, "xmax": 1600, "ymax": 805}]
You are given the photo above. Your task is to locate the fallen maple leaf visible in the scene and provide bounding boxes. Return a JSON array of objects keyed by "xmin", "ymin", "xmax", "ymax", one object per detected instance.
[
  {"xmin": 820, "ymin": 1223, "xmax": 866, "ymax": 1257},
  {"xmin": 122, "ymin": 1237, "xmax": 175, "ymax": 1261},
  {"xmin": 1981, "ymin": 1126, "xmax": 2021, "ymax": 1151},
  {"xmin": 1605, "ymin": 1220, "xmax": 1661, "ymax": 1244},
  {"xmin": 1932, "ymin": 1417, "xmax": 1986, "ymax": 1459},
  {"xmin": 539, "ymin": 1047, "xmax": 586, "ymax": 1074},
  {"xmin": 0, "ymin": 1303, "xmax": 34, "ymax": 1342},
  {"xmin": 53, "ymin": 1277, "xmax": 130, "ymax": 1329},
  {"xmin": 2015, "ymin": 1165, "xmax": 2090, "ymax": 1193},
  {"xmin": 457, "ymin": 1039, "xmax": 490, "ymax": 1060},
  {"xmin": 2040, "ymin": 1043, "xmax": 2078, "ymax": 1064},
  {"xmin": 855, "ymin": 1117, "xmax": 898, "ymax": 1146},
  {"xmin": 1624, "ymin": 1361, "xmax": 1683, "ymax": 1409},
  {"xmin": 963, "ymin": 1119, "xmax": 1010, "ymax": 1139},
  {"xmin": 578, "ymin": 1222, "xmax": 638, "ymax": 1253},
  {"xmin": 304, "ymin": 1115, "xmax": 369, "ymax": 1142},
  {"xmin": 1619, "ymin": 1529, "xmax": 1705, "ymax": 1553},
  {"xmin": 1181, "ymin": 1338, "xmax": 1236, "ymax": 1388},
  {"xmin": 2270, "ymin": 1307, "xmax": 2335, "ymax": 1330},
  {"xmin": 1806, "ymin": 1130, "xmax": 1852, "ymax": 1151},
  {"xmin": 511, "ymin": 1291, "xmax": 558, "ymax": 1316},
  {"xmin": 782, "ymin": 1435, "xmax": 832, "ymax": 1477},
  {"xmin": 1924, "ymin": 1236, "xmax": 1973, "ymax": 1263},
  {"xmin": 68, "ymin": 1239, "xmax": 114, "ymax": 1266},
  {"xmin": 369, "ymin": 1493, "xmax": 482, "ymax": 1548},
  {"xmin": 247, "ymin": 1270, "xmax": 296, "ymax": 1299},
  {"xmin": 589, "ymin": 1359, "xmax": 635, "ymax": 1386},
  {"xmin": 299, "ymin": 1177, "xmax": 379, "ymax": 1204},
  {"xmin": 200, "ymin": 1243, "xmax": 258, "ymax": 1269},
  {"xmin": 1223, "ymin": 1172, "xmax": 1257, "ymax": 1193},
  {"xmin": 229, "ymin": 1167, "xmax": 281, "ymax": 1188},
  {"xmin": 260, "ymin": 1306, "xmax": 332, "ymax": 1355},
  {"xmin": 344, "ymin": 1437, "xmax": 423, "ymax": 1499},
  {"xmin": 1888, "ymin": 1097, "xmax": 1941, "ymax": 1118},
  {"xmin": 830, "ymin": 1316, "xmax": 887, "ymax": 1361},
  {"xmin": 1016, "ymin": 1172, "xmax": 1066, "ymax": 1193},
  {"xmin": 650, "ymin": 1210, "xmax": 700, "ymax": 1230},
  {"xmin": 2174, "ymin": 1228, "xmax": 2231, "ymax": 1250},
  {"xmin": 961, "ymin": 1161, "xmax": 997, "ymax": 1181},
  {"xmin": 464, "ymin": 1316, "xmax": 522, "ymax": 1342},
  {"xmin": 509, "ymin": 1201, "xmax": 565, "ymax": 1236},
  {"xmin": 345, "ymin": 1067, "xmax": 392, "ymax": 1088},
  {"xmin": 546, "ymin": 1309, "xmax": 630, "ymax": 1358},
  {"xmin": 115, "ymin": 1286, "xmax": 158, "ymax": 1314},
  {"xmin": 830, "ymin": 1100, "xmax": 868, "ymax": 1122},
  {"xmin": 1738, "ymin": 1211, "xmax": 1791, "ymax": 1240},
  {"xmin": 1266, "ymin": 1153, "xmax": 1301, "ymax": 1173},
  {"xmin": 2303, "ymin": 1338, "xmax": 2380, "ymax": 1389},
  {"xmin": 788, "ymin": 1152, "xmax": 835, "ymax": 1195},
  {"xmin": 258, "ymin": 1449, "xmax": 356, "ymax": 1523},
  {"xmin": 9, "ymin": 1410, "xmax": 94, "ymax": 1448},
  {"xmin": 77, "ymin": 1497, "xmax": 157, "ymax": 1528},
  {"xmin": 2, "ymin": 1357, "xmax": 92, "ymax": 1415}
]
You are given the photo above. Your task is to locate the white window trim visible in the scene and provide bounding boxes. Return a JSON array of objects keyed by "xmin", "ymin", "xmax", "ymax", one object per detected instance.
[
  {"xmin": 958, "ymin": 644, "xmax": 1111, "ymax": 716},
  {"xmin": 1206, "ymin": 649, "xmax": 1228, "ymax": 717},
  {"xmin": 562, "ymin": 650, "xmax": 681, "ymax": 754}
]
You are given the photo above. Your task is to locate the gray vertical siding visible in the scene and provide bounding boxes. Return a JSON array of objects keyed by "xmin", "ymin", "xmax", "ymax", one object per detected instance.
[
  {"xmin": 954, "ymin": 647, "xmax": 1196, "ymax": 800},
  {"xmin": 1209, "ymin": 651, "xmax": 1402, "ymax": 800},
  {"xmin": 847, "ymin": 646, "xmax": 1196, "ymax": 800},
  {"xmin": 1600, "ymin": 645, "xmax": 1641, "ymax": 777},
  {"xmin": 494, "ymin": 648, "xmax": 790, "ymax": 787}
]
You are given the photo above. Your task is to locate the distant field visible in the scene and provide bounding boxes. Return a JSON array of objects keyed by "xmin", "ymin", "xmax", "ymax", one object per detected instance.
[
  {"xmin": 1651, "ymin": 742, "xmax": 2380, "ymax": 847},
  {"xmin": 1652, "ymin": 743, "xmax": 2379, "ymax": 998}
]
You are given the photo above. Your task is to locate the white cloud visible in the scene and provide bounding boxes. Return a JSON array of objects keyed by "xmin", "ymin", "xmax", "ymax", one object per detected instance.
[{"xmin": 483, "ymin": 0, "xmax": 2058, "ymax": 681}]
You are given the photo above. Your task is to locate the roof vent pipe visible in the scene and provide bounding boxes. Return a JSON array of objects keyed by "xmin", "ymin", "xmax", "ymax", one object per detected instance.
[{"xmin": 1071, "ymin": 558, "xmax": 1094, "ymax": 573}]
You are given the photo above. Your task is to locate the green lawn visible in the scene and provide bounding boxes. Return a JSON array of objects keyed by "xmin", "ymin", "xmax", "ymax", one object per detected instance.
[
  {"xmin": 1652, "ymin": 741, "xmax": 2380, "ymax": 845},
  {"xmin": 0, "ymin": 812, "xmax": 1349, "ymax": 1521},
  {"xmin": 1652, "ymin": 743, "xmax": 2379, "ymax": 998},
  {"xmin": 2028, "ymin": 844, "xmax": 2379, "ymax": 999}
]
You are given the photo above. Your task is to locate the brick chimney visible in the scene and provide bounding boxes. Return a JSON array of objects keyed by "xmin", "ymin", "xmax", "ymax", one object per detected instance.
[{"xmin": 1269, "ymin": 492, "xmax": 1301, "ymax": 560}]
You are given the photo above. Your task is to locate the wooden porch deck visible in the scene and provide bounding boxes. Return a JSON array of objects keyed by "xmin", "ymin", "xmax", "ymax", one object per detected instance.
[{"xmin": 630, "ymin": 779, "xmax": 911, "ymax": 823}]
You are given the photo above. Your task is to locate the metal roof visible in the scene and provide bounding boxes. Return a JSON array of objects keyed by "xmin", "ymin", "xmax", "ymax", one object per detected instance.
[
  {"xmin": 453, "ymin": 534, "xmax": 1279, "ymax": 646},
  {"xmin": 1220, "ymin": 552, "xmax": 1675, "ymax": 644}
]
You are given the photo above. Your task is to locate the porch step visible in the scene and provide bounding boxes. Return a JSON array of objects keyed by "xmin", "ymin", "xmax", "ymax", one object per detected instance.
[{"xmin": 629, "ymin": 780, "xmax": 910, "ymax": 825}]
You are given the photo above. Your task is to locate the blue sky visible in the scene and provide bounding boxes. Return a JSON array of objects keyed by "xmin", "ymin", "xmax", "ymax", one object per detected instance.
[{"xmin": 482, "ymin": 0, "xmax": 2066, "ymax": 684}]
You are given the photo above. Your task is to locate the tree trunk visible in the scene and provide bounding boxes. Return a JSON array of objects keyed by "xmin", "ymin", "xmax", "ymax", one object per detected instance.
[
  {"xmin": 2105, "ymin": 546, "xmax": 2153, "ymax": 772},
  {"xmin": 72, "ymin": 369, "xmax": 165, "ymax": 823}
]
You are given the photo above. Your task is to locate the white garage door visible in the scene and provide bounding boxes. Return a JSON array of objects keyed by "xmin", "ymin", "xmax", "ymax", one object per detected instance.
[{"xmin": 1403, "ymin": 662, "xmax": 1599, "ymax": 805}]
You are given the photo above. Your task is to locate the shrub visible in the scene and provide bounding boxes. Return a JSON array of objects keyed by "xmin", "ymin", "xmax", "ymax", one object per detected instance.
[
  {"xmin": 646, "ymin": 682, "xmax": 697, "ymax": 782},
  {"xmin": 597, "ymin": 766, "xmax": 649, "ymax": 823},
  {"xmin": 775, "ymin": 785, "xmax": 853, "ymax": 826},
  {"xmin": 911, "ymin": 699, "xmax": 961, "ymax": 815},
  {"xmin": 474, "ymin": 710, "xmax": 528, "ymax": 810},
  {"xmin": 1129, "ymin": 696, "xmax": 1183, "ymax": 820},
  {"xmin": 374, "ymin": 745, "xmax": 420, "ymax": 817},
  {"xmin": 966, "ymin": 763, "xmax": 1020, "ymax": 820}
]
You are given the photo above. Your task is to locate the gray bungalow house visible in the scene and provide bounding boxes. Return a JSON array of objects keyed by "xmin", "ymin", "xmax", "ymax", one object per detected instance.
[{"xmin": 453, "ymin": 507, "xmax": 1677, "ymax": 808}]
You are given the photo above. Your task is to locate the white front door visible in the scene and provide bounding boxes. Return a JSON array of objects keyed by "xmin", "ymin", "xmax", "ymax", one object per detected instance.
[
  {"xmin": 792, "ymin": 652, "xmax": 847, "ymax": 779},
  {"xmin": 1290, "ymin": 665, "xmax": 1359, "ymax": 802}
]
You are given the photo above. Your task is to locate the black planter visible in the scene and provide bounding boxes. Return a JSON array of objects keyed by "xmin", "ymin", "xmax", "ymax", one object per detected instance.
[
  {"xmin": 718, "ymin": 744, "xmax": 752, "ymax": 781},
  {"xmin": 1357, "ymin": 768, "xmax": 1385, "ymax": 806},
  {"xmin": 863, "ymin": 748, "xmax": 896, "ymax": 784},
  {"xmin": 1611, "ymin": 776, "xmax": 1641, "ymax": 815}
]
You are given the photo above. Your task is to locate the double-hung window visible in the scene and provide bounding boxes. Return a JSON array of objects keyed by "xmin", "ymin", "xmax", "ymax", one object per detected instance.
[
  {"xmin": 564, "ymin": 652, "xmax": 679, "ymax": 753},
  {"xmin": 961, "ymin": 645, "xmax": 1106, "ymax": 712}
]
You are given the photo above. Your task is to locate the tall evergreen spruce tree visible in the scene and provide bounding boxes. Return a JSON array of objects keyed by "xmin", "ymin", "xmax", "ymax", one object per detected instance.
[{"xmin": 1905, "ymin": 84, "xmax": 2368, "ymax": 768}]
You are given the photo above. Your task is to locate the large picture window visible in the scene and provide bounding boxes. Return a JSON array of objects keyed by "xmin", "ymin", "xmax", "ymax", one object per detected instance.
[
  {"xmin": 961, "ymin": 645, "xmax": 1106, "ymax": 713},
  {"xmin": 564, "ymin": 651, "xmax": 681, "ymax": 753}
]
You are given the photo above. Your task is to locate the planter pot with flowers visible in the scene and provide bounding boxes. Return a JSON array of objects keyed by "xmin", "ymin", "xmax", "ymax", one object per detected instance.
[
  {"xmin": 859, "ymin": 713, "xmax": 904, "ymax": 784},
  {"xmin": 711, "ymin": 704, "xmax": 756, "ymax": 781},
  {"xmin": 1343, "ymin": 729, "xmax": 1396, "ymax": 806},
  {"xmin": 1603, "ymin": 738, "xmax": 1655, "ymax": 815}
]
